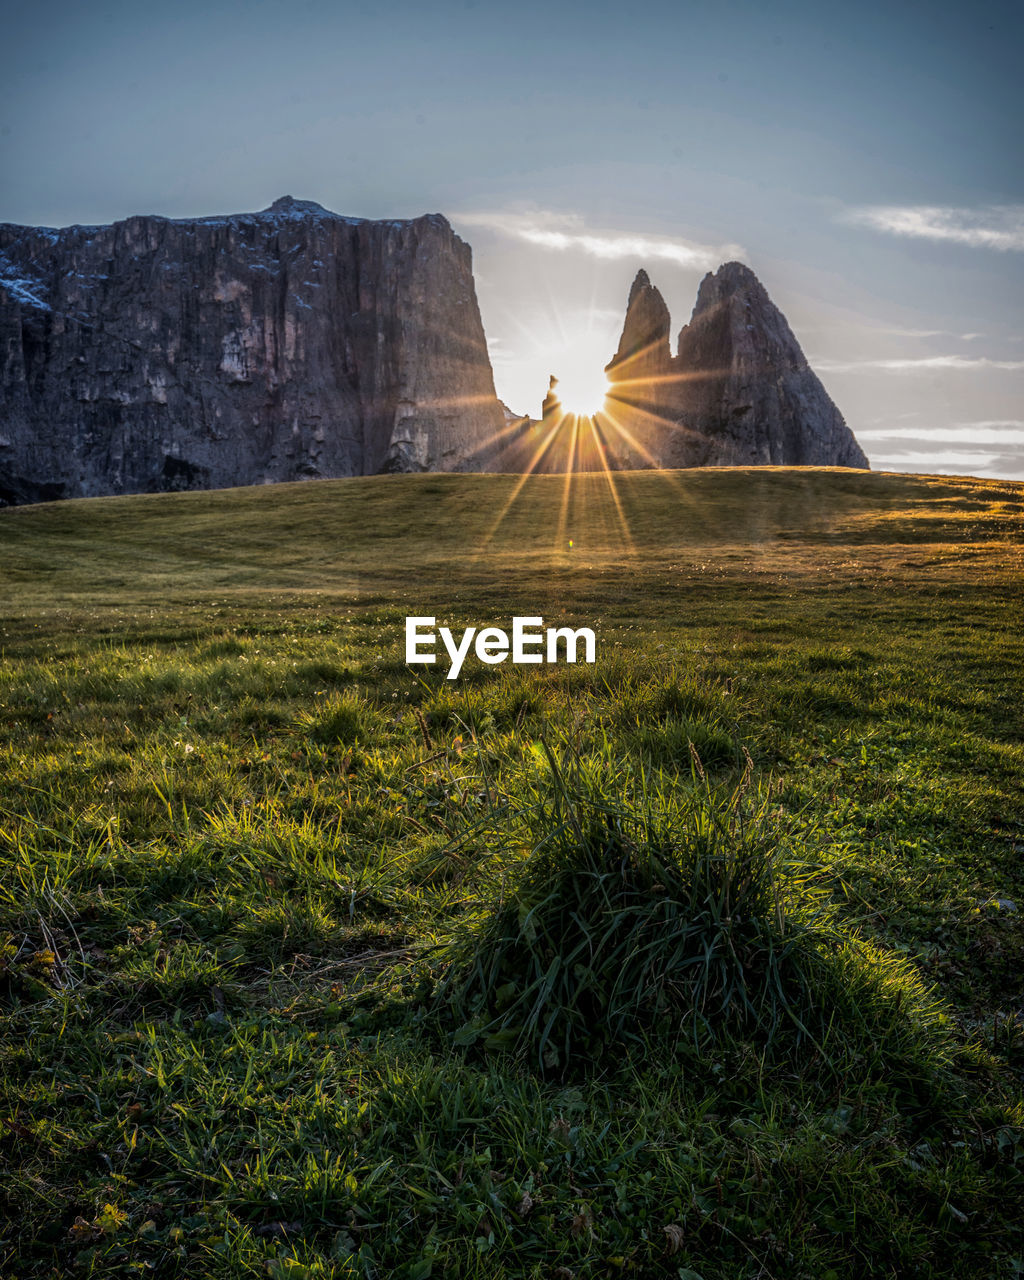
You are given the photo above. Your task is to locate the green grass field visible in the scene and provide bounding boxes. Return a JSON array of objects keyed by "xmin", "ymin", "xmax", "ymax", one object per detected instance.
[{"xmin": 1, "ymin": 467, "xmax": 1023, "ymax": 1278}]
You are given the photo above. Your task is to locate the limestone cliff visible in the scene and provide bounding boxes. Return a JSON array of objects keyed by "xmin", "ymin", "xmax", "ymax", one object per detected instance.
[
  {"xmin": 0, "ymin": 196, "xmax": 505, "ymax": 503},
  {"xmin": 605, "ymin": 262, "xmax": 868, "ymax": 469}
]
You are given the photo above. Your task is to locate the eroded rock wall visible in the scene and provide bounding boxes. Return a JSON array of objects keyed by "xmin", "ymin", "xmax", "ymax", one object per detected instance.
[
  {"xmin": 604, "ymin": 262, "xmax": 868, "ymax": 470},
  {"xmin": 0, "ymin": 196, "xmax": 505, "ymax": 503}
]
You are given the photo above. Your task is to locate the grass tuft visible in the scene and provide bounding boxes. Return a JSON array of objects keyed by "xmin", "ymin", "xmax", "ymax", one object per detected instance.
[
  {"xmin": 440, "ymin": 746, "xmax": 952, "ymax": 1076},
  {"xmin": 293, "ymin": 689, "xmax": 372, "ymax": 744}
]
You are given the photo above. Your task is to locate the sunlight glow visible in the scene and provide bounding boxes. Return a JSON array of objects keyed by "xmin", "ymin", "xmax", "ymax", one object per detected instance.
[
  {"xmin": 552, "ymin": 368, "xmax": 611, "ymax": 417},
  {"xmin": 462, "ymin": 289, "xmax": 704, "ymax": 565}
]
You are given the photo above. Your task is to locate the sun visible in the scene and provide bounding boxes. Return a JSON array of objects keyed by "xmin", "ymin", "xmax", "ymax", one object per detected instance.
[{"xmin": 551, "ymin": 366, "xmax": 611, "ymax": 417}]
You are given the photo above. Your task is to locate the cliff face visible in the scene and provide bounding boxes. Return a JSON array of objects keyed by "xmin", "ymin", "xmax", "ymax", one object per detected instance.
[
  {"xmin": 605, "ymin": 262, "xmax": 869, "ymax": 469},
  {"xmin": 0, "ymin": 196, "xmax": 505, "ymax": 503}
]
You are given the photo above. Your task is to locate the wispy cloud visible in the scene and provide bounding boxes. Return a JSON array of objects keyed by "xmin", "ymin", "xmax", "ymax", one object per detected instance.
[
  {"xmin": 876, "ymin": 326, "xmax": 943, "ymax": 338},
  {"xmin": 840, "ymin": 204, "xmax": 1024, "ymax": 252},
  {"xmin": 815, "ymin": 355, "xmax": 1024, "ymax": 373},
  {"xmin": 856, "ymin": 423, "xmax": 1024, "ymax": 443},
  {"xmin": 875, "ymin": 326, "xmax": 983, "ymax": 341},
  {"xmin": 455, "ymin": 209, "xmax": 743, "ymax": 271},
  {"xmin": 872, "ymin": 449, "xmax": 1011, "ymax": 472},
  {"xmin": 956, "ymin": 419, "xmax": 1024, "ymax": 429}
]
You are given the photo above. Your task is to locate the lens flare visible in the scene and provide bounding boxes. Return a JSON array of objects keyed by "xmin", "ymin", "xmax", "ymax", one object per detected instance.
[{"xmin": 552, "ymin": 368, "xmax": 611, "ymax": 417}]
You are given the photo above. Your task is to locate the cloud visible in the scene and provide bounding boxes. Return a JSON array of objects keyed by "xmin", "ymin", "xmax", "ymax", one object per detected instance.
[
  {"xmin": 875, "ymin": 326, "xmax": 983, "ymax": 341},
  {"xmin": 857, "ymin": 418, "xmax": 1024, "ymax": 480},
  {"xmin": 876, "ymin": 327, "xmax": 944, "ymax": 338},
  {"xmin": 871, "ymin": 449, "xmax": 1009, "ymax": 472},
  {"xmin": 955, "ymin": 419, "xmax": 1024, "ymax": 429},
  {"xmin": 455, "ymin": 209, "xmax": 743, "ymax": 271},
  {"xmin": 815, "ymin": 355, "xmax": 1024, "ymax": 373},
  {"xmin": 856, "ymin": 423, "xmax": 1024, "ymax": 444},
  {"xmin": 840, "ymin": 204, "xmax": 1024, "ymax": 252}
]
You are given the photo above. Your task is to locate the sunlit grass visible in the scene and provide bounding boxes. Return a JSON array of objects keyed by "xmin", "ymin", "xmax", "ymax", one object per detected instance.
[{"xmin": 0, "ymin": 469, "xmax": 1022, "ymax": 1277}]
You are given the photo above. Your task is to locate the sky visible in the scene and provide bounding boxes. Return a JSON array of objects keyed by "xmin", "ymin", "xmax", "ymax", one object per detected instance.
[{"xmin": 2, "ymin": 0, "xmax": 1022, "ymax": 479}]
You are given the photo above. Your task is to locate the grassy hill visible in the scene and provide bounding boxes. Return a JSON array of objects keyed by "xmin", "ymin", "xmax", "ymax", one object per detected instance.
[{"xmin": 1, "ymin": 468, "xmax": 1022, "ymax": 1278}]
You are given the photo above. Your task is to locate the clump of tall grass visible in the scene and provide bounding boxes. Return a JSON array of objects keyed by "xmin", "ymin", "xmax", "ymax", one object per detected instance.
[
  {"xmin": 292, "ymin": 689, "xmax": 374, "ymax": 744},
  {"xmin": 629, "ymin": 716, "xmax": 740, "ymax": 771},
  {"xmin": 438, "ymin": 746, "xmax": 950, "ymax": 1072}
]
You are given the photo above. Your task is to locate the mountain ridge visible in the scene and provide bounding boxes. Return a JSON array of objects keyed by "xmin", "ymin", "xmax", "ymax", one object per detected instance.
[
  {"xmin": 0, "ymin": 199, "xmax": 867, "ymax": 504},
  {"xmin": 0, "ymin": 197, "xmax": 504, "ymax": 503},
  {"xmin": 604, "ymin": 261, "xmax": 868, "ymax": 469}
]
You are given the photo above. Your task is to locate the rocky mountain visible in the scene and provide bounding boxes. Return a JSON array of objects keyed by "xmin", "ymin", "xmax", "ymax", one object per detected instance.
[
  {"xmin": 604, "ymin": 262, "xmax": 869, "ymax": 469},
  {"xmin": 0, "ymin": 200, "xmax": 866, "ymax": 503},
  {"xmin": 0, "ymin": 196, "xmax": 505, "ymax": 504}
]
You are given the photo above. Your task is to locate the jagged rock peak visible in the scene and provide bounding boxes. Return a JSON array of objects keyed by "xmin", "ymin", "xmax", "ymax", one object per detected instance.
[
  {"xmin": 253, "ymin": 197, "xmax": 452, "ymax": 234},
  {"xmin": 707, "ymin": 259, "xmax": 760, "ymax": 287},
  {"xmin": 605, "ymin": 260, "xmax": 870, "ymax": 470},
  {"xmin": 627, "ymin": 267, "xmax": 652, "ymax": 305},
  {"xmin": 691, "ymin": 260, "xmax": 770, "ymax": 314},
  {"xmin": 678, "ymin": 259, "xmax": 807, "ymax": 378},
  {"xmin": 263, "ymin": 195, "xmax": 331, "ymax": 216},
  {"xmin": 607, "ymin": 269, "xmax": 672, "ymax": 375}
]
